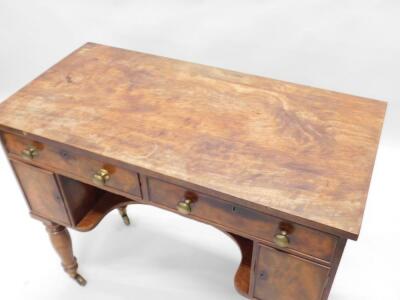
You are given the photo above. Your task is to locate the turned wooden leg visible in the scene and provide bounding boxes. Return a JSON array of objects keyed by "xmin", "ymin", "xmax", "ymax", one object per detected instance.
[
  {"xmin": 44, "ymin": 222, "xmax": 87, "ymax": 286},
  {"xmin": 118, "ymin": 205, "xmax": 131, "ymax": 226}
]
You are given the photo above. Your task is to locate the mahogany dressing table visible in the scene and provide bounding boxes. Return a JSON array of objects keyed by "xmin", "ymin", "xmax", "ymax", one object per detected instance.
[{"xmin": 0, "ymin": 43, "xmax": 386, "ymax": 299}]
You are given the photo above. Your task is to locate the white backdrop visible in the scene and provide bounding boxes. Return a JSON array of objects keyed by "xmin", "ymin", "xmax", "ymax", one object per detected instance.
[{"xmin": 0, "ymin": 1, "xmax": 399, "ymax": 299}]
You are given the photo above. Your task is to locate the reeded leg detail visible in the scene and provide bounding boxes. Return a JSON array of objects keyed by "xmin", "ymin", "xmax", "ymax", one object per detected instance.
[
  {"xmin": 118, "ymin": 206, "xmax": 131, "ymax": 226},
  {"xmin": 44, "ymin": 222, "xmax": 87, "ymax": 286}
]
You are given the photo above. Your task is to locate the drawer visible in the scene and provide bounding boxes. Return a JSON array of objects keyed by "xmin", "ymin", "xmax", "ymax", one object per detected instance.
[
  {"xmin": 148, "ymin": 178, "xmax": 337, "ymax": 262},
  {"xmin": 3, "ymin": 133, "xmax": 141, "ymax": 198},
  {"xmin": 12, "ymin": 160, "xmax": 71, "ymax": 226},
  {"xmin": 253, "ymin": 244, "xmax": 330, "ymax": 300}
]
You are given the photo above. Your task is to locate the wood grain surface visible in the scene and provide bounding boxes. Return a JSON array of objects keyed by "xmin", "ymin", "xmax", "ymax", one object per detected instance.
[{"xmin": 0, "ymin": 43, "xmax": 386, "ymax": 239}]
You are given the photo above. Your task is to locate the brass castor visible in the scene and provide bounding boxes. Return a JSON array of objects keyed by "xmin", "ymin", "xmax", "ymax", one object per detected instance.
[
  {"xmin": 118, "ymin": 206, "xmax": 131, "ymax": 226},
  {"xmin": 73, "ymin": 273, "xmax": 87, "ymax": 286}
]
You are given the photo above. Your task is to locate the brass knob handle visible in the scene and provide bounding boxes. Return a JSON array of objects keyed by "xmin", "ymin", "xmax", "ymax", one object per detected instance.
[
  {"xmin": 274, "ymin": 230, "xmax": 290, "ymax": 248},
  {"xmin": 92, "ymin": 168, "xmax": 110, "ymax": 185},
  {"xmin": 177, "ymin": 199, "xmax": 192, "ymax": 215},
  {"xmin": 21, "ymin": 146, "xmax": 39, "ymax": 160}
]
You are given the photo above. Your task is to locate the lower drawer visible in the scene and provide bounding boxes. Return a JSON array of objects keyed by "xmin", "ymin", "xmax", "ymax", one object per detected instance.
[
  {"xmin": 148, "ymin": 177, "xmax": 337, "ymax": 263},
  {"xmin": 12, "ymin": 160, "xmax": 71, "ymax": 226},
  {"xmin": 253, "ymin": 244, "xmax": 330, "ymax": 300}
]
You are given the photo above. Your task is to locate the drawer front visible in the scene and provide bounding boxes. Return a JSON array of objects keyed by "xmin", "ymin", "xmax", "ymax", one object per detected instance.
[
  {"xmin": 148, "ymin": 178, "xmax": 337, "ymax": 262},
  {"xmin": 4, "ymin": 133, "xmax": 141, "ymax": 197},
  {"xmin": 253, "ymin": 244, "xmax": 330, "ymax": 300},
  {"xmin": 12, "ymin": 160, "xmax": 71, "ymax": 226}
]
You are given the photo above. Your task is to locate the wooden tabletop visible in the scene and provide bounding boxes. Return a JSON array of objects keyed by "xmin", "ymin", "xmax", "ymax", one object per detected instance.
[{"xmin": 0, "ymin": 43, "xmax": 386, "ymax": 239}]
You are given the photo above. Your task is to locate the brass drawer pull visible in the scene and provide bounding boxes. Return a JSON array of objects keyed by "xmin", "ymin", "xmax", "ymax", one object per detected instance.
[
  {"xmin": 21, "ymin": 145, "xmax": 39, "ymax": 160},
  {"xmin": 177, "ymin": 199, "xmax": 192, "ymax": 215},
  {"xmin": 274, "ymin": 230, "xmax": 290, "ymax": 248},
  {"xmin": 92, "ymin": 168, "xmax": 110, "ymax": 185}
]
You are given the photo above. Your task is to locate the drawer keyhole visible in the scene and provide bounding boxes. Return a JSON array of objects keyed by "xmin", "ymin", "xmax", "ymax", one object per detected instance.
[
  {"xmin": 60, "ymin": 150, "xmax": 69, "ymax": 158},
  {"xmin": 259, "ymin": 271, "xmax": 267, "ymax": 280}
]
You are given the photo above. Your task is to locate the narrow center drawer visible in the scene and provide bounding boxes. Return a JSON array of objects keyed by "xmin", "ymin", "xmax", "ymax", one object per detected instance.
[
  {"xmin": 3, "ymin": 133, "xmax": 141, "ymax": 198},
  {"xmin": 148, "ymin": 177, "xmax": 337, "ymax": 263}
]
